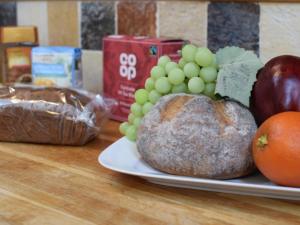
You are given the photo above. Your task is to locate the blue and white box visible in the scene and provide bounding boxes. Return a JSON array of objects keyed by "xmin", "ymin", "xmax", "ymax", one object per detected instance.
[{"xmin": 31, "ymin": 46, "xmax": 82, "ymax": 88}]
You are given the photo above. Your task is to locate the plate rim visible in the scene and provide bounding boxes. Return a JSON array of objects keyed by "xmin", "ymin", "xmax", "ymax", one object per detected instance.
[{"xmin": 99, "ymin": 137, "xmax": 300, "ymax": 194}]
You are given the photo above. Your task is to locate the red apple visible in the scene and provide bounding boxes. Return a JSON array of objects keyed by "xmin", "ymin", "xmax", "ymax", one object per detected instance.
[{"xmin": 250, "ymin": 55, "xmax": 300, "ymax": 125}]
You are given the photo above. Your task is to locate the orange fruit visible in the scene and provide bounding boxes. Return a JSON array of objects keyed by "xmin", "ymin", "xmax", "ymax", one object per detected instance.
[{"xmin": 252, "ymin": 111, "xmax": 300, "ymax": 187}]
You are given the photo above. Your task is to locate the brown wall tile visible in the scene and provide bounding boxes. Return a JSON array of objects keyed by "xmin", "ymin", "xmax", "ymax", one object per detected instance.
[
  {"xmin": 47, "ymin": 1, "xmax": 79, "ymax": 47},
  {"xmin": 117, "ymin": 1, "xmax": 156, "ymax": 36}
]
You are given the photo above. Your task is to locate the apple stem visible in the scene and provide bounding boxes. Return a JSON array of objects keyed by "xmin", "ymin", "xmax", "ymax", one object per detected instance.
[{"xmin": 257, "ymin": 134, "xmax": 268, "ymax": 148}]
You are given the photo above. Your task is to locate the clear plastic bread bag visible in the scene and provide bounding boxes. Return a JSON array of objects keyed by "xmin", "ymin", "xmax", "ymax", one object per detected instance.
[{"xmin": 0, "ymin": 85, "xmax": 117, "ymax": 145}]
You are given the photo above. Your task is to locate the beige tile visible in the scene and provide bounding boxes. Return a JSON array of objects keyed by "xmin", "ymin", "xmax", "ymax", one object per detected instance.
[
  {"xmin": 82, "ymin": 50, "xmax": 103, "ymax": 94},
  {"xmin": 17, "ymin": 1, "xmax": 48, "ymax": 45},
  {"xmin": 260, "ymin": 3, "xmax": 300, "ymax": 63},
  {"xmin": 47, "ymin": 1, "xmax": 79, "ymax": 47},
  {"xmin": 158, "ymin": 1, "xmax": 207, "ymax": 47}
]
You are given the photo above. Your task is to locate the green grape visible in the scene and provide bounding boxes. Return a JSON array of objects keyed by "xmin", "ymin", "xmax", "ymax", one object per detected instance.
[
  {"xmin": 210, "ymin": 54, "xmax": 218, "ymax": 68},
  {"xmin": 165, "ymin": 62, "xmax": 179, "ymax": 74},
  {"xmin": 194, "ymin": 47, "xmax": 213, "ymax": 67},
  {"xmin": 172, "ymin": 83, "xmax": 188, "ymax": 93},
  {"xmin": 142, "ymin": 102, "xmax": 153, "ymax": 114},
  {"xmin": 134, "ymin": 89, "xmax": 148, "ymax": 105},
  {"xmin": 158, "ymin": 55, "xmax": 171, "ymax": 68},
  {"xmin": 145, "ymin": 78, "xmax": 155, "ymax": 91},
  {"xmin": 150, "ymin": 66, "xmax": 166, "ymax": 80},
  {"xmin": 155, "ymin": 77, "xmax": 172, "ymax": 94},
  {"xmin": 203, "ymin": 82, "xmax": 216, "ymax": 98},
  {"xmin": 188, "ymin": 77, "xmax": 205, "ymax": 94},
  {"xmin": 183, "ymin": 62, "xmax": 200, "ymax": 78},
  {"xmin": 126, "ymin": 125, "xmax": 137, "ymax": 141},
  {"xmin": 130, "ymin": 102, "xmax": 143, "ymax": 117},
  {"xmin": 178, "ymin": 58, "xmax": 187, "ymax": 69},
  {"xmin": 119, "ymin": 122, "xmax": 129, "ymax": 135},
  {"xmin": 199, "ymin": 67, "xmax": 218, "ymax": 82},
  {"xmin": 168, "ymin": 68, "xmax": 185, "ymax": 85},
  {"xmin": 149, "ymin": 90, "xmax": 162, "ymax": 104},
  {"xmin": 182, "ymin": 44, "xmax": 197, "ymax": 62},
  {"xmin": 133, "ymin": 117, "xmax": 142, "ymax": 128},
  {"xmin": 128, "ymin": 113, "xmax": 135, "ymax": 124}
]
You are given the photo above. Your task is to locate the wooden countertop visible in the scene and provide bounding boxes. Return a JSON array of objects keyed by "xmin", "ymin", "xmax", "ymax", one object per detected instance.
[{"xmin": 0, "ymin": 119, "xmax": 299, "ymax": 225}]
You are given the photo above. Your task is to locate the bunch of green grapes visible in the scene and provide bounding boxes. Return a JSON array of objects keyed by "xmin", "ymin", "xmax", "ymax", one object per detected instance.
[{"xmin": 119, "ymin": 44, "xmax": 218, "ymax": 141}]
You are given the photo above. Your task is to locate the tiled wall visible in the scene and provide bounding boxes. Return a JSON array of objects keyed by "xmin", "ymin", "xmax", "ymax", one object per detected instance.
[{"xmin": 1, "ymin": 1, "xmax": 300, "ymax": 93}]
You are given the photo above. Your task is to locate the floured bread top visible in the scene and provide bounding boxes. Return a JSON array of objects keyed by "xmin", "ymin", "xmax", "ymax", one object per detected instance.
[{"xmin": 136, "ymin": 94, "xmax": 257, "ymax": 179}]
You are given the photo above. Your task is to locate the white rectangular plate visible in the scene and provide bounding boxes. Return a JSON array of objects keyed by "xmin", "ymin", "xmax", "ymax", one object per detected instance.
[{"xmin": 99, "ymin": 137, "xmax": 300, "ymax": 200}]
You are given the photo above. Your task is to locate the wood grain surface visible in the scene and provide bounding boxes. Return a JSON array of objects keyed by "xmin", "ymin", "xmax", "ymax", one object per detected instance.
[{"xmin": 0, "ymin": 119, "xmax": 299, "ymax": 225}]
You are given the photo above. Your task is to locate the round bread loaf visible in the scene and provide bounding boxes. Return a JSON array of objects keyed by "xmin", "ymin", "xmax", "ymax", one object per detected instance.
[{"xmin": 136, "ymin": 94, "xmax": 257, "ymax": 179}]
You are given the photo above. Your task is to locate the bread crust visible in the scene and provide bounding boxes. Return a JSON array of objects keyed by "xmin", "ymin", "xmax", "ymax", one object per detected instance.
[{"xmin": 136, "ymin": 94, "xmax": 257, "ymax": 179}]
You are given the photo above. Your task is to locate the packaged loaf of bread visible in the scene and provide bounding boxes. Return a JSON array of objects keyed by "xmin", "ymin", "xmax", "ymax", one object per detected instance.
[{"xmin": 0, "ymin": 85, "xmax": 116, "ymax": 145}]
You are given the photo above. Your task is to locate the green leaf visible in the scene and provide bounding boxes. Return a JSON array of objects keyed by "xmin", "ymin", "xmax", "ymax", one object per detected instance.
[
  {"xmin": 215, "ymin": 46, "xmax": 263, "ymax": 107},
  {"xmin": 216, "ymin": 46, "xmax": 245, "ymax": 66}
]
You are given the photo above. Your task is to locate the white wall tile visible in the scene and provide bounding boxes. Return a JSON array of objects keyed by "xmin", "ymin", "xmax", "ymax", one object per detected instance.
[
  {"xmin": 158, "ymin": 1, "xmax": 207, "ymax": 46},
  {"xmin": 260, "ymin": 3, "xmax": 300, "ymax": 63},
  {"xmin": 17, "ymin": 1, "xmax": 48, "ymax": 45},
  {"xmin": 82, "ymin": 50, "xmax": 103, "ymax": 94}
]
